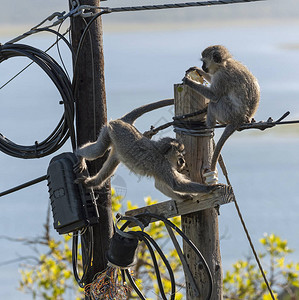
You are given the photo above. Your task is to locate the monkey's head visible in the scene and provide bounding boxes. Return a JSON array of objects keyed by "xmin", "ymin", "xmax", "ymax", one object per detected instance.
[
  {"xmin": 201, "ymin": 45, "xmax": 232, "ymax": 74},
  {"xmin": 158, "ymin": 138, "xmax": 186, "ymax": 171}
]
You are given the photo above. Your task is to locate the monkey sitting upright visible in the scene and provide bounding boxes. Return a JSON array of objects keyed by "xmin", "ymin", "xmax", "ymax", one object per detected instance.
[
  {"xmin": 75, "ymin": 99, "xmax": 225, "ymax": 202},
  {"xmin": 183, "ymin": 45, "xmax": 260, "ymax": 174}
]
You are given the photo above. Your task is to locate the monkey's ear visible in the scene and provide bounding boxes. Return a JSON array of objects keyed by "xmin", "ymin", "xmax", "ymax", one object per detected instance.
[
  {"xmin": 213, "ymin": 52, "xmax": 222, "ymax": 63},
  {"xmin": 159, "ymin": 143, "xmax": 172, "ymax": 155}
]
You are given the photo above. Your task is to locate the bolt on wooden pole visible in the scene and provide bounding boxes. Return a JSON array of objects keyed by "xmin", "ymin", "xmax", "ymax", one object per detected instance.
[
  {"xmin": 174, "ymin": 84, "xmax": 223, "ymax": 299},
  {"xmin": 69, "ymin": 0, "xmax": 113, "ymax": 295}
]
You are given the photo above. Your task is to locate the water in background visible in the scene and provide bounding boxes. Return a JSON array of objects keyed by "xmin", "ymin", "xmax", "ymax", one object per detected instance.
[{"xmin": 1, "ymin": 21, "xmax": 299, "ymax": 299}]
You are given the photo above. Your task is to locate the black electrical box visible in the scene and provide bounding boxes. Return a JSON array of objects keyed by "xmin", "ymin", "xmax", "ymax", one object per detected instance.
[{"xmin": 47, "ymin": 152, "xmax": 99, "ymax": 234}]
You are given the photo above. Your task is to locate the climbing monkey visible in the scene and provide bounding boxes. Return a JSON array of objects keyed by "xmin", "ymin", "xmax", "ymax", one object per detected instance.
[{"xmin": 75, "ymin": 99, "xmax": 225, "ymax": 202}]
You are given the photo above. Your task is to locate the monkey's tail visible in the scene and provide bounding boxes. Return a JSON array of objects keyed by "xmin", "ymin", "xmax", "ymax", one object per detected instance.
[
  {"xmin": 121, "ymin": 99, "xmax": 174, "ymax": 124},
  {"xmin": 210, "ymin": 124, "xmax": 236, "ymax": 172}
]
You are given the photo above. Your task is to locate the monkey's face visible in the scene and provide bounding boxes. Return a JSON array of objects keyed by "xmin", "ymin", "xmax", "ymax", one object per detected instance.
[
  {"xmin": 201, "ymin": 55, "xmax": 220, "ymax": 75},
  {"xmin": 201, "ymin": 45, "xmax": 232, "ymax": 74},
  {"xmin": 174, "ymin": 142, "xmax": 186, "ymax": 171},
  {"xmin": 201, "ymin": 59, "xmax": 209, "ymax": 73},
  {"xmin": 177, "ymin": 155, "xmax": 186, "ymax": 172},
  {"xmin": 164, "ymin": 140, "xmax": 186, "ymax": 171}
]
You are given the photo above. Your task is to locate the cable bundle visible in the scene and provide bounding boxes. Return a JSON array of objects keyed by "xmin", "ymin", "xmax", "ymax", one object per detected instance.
[
  {"xmin": 121, "ymin": 213, "xmax": 213, "ymax": 300},
  {"xmin": 0, "ymin": 43, "xmax": 75, "ymax": 158}
]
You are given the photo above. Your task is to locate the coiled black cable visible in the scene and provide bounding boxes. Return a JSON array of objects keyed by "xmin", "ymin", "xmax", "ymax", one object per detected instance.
[{"xmin": 0, "ymin": 43, "xmax": 76, "ymax": 158}]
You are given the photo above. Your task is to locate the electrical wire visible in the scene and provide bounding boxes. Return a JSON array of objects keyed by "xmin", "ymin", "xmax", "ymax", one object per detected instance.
[
  {"xmin": 11, "ymin": 27, "xmax": 74, "ymax": 56},
  {"xmin": 217, "ymin": 157, "xmax": 276, "ymax": 300},
  {"xmin": 103, "ymin": 0, "xmax": 264, "ymax": 13},
  {"xmin": 72, "ymin": 10, "xmax": 111, "ymax": 92},
  {"xmin": 52, "ymin": 25, "xmax": 73, "ymax": 80},
  {"xmin": 0, "ymin": 175, "xmax": 47, "ymax": 198},
  {"xmin": 124, "ymin": 269, "xmax": 147, "ymax": 300},
  {"xmin": 72, "ymin": 227, "xmax": 94, "ymax": 288},
  {"xmin": 0, "ymin": 43, "xmax": 76, "ymax": 158}
]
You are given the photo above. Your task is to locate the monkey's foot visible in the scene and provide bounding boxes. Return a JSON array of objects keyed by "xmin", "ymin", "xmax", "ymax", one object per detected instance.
[
  {"xmin": 203, "ymin": 170, "xmax": 218, "ymax": 185},
  {"xmin": 74, "ymin": 175, "xmax": 88, "ymax": 185},
  {"xmin": 199, "ymin": 183, "xmax": 226, "ymax": 194},
  {"xmin": 211, "ymin": 183, "xmax": 227, "ymax": 191}
]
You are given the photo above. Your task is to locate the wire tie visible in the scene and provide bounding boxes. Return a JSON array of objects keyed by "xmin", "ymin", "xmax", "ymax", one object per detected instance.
[
  {"xmin": 174, "ymin": 126, "xmax": 214, "ymax": 137},
  {"xmin": 31, "ymin": 12, "xmax": 65, "ymax": 30}
]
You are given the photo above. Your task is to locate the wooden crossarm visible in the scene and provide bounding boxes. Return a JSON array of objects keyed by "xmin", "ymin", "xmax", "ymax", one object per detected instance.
[{"xmin": 125, "ymin": 185, "xmax": 234, "ymax": 224}]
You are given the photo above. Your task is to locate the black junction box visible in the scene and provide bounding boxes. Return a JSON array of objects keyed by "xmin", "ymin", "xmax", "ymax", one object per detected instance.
[{"xmin": 47, "ymin": 152, "xmax": 99, "ymax": 234}]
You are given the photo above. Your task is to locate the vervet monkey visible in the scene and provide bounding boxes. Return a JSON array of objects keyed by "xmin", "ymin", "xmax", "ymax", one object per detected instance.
[
  {"xmin": 75, "ymin": 99, "xmax": 224, "ymax": 201},
  {"xmin": 184, "ymin": 45, "xmax": 260, "ymax": 172}
]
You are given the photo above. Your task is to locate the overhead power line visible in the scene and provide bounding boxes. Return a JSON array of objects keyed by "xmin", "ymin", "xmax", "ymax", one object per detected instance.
[
  {"xmin": 0, "ymin": 175, "xmax": 47, "ymax": 198},
  {"xmin": 103, "ymin": 0, "xmax": 265, "ymax": 13}
]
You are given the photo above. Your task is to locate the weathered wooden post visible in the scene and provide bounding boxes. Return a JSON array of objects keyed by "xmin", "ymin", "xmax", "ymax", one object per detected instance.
[
  {"xmin": 174, "ymin": 83, "xmax": 223, "ymax": 299},
  {"xmin": 69, "ymin": 0, "xmax": 113, "ymax": 295}
]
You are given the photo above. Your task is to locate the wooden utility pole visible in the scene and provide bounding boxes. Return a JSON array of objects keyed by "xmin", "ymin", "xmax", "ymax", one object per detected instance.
[
  {"xmin": 175, "ymin": 84, "xmax": 223, "ymax": 299},
  {"xmin": 69, "ymin": 0, "xmax": 113, "ymax": 294}
]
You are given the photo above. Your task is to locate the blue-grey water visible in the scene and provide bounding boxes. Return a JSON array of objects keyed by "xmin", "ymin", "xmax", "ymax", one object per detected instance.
[{"xmin": 1, "ymin": 21, "xmax": 299, "ymax": 299}]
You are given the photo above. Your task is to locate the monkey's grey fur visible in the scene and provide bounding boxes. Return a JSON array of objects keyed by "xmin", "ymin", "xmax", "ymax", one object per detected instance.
[
  {"xmin": 184, "ymin": 45, "xmax": 260, "ymax": 172},
  {"xmin": 75, "ymin": 99, "xmax": 224, "ymax": 201}
]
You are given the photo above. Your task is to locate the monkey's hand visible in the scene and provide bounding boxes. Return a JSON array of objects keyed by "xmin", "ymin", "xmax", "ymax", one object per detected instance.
[
  {"xmin": 185, "ymin": 67, "xmax": 211, "ymax": 83},
  {"xmin": 73, "ymin": 156, "xmax": 87, "ymax": 174},
  {"xmin": 185, "ymin": 66, "xmax": 205, "ymax": 77},
  {"xmin": 182, "ymin": 76, "xmax": 194, "ymax": 85}
]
